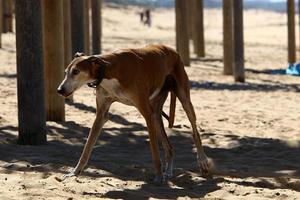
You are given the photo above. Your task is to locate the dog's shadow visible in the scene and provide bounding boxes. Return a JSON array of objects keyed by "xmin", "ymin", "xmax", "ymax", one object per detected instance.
[{"xmin": 1, "ymin": 101, "xmax": 300, "ymax": 198}]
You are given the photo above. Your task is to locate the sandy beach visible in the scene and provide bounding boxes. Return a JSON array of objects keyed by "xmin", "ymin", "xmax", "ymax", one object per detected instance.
[{"xmin": 0, "ymin": 4, "xmax": 300, "ymax": 199}]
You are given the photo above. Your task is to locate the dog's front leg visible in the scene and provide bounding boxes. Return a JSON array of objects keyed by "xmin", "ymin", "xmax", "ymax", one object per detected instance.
[{"xmin": 60, "ymin": 94, "xmax": 112, "ymax": 181}]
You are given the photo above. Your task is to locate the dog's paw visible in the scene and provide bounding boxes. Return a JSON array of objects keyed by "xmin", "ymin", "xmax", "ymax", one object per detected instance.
[
  {"xmin": 55, "ymin": 168, "xmax": 82, "ymax": 182},
  {"xmin": 55, "ymin": 171, "xmax": 77, "ymax": 182},
  {"xmin": 163, "ymin": 159, "xmax": 173, "ymax": 179},
  {"xmin": 64, "ymin": 171, "xmax": 77, "ymax": 179},
  {"xmin": 151, "ymin": 174, "xmax": 167, "ymax": 186},
  {"xmin": 163, "ymin": 170, "xmax": 173, "ymax": 179},
  {"xmin": 198, "ymin": 154, "xmax": 210, "ymax": 175}
]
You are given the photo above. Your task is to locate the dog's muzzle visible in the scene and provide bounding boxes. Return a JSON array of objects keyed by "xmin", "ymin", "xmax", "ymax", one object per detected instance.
[{"xmin": 57, "ymin": 86, "xmax": 66, "ymax": 95}]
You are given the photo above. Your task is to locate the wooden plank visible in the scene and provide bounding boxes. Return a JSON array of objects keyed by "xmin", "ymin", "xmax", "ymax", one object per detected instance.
[
  {"xmin": 233, "ymin": 0, "xmax": 245, "ymax": 82},
  {"xmin": 84, "ymin": 0, "xmax": 90, "ymax": 54},
  {"xmin": 287, "ymin": 0, "xmax": 296, "ymax": 63},
  {"xmin": 15, "ymin": 0, "xmax": 46, "ymax": 145},
  {"xmin": 91, "ymin": 0, "xmax": 102, "ymax": 54},
  {"xmin": 191, "ymin": 0, "xmax": 205, "ymax": 57},
  {"xmin": 42, "ymin": 0, "xmax": 65, "ymax": 121},
  {"xmin": 71, "ymin": 0, "xmax": 85, "ymax": 54},
  {"xmin": 222, "ymin": 0, "xmax": 234, "ymax": 75},
  {"xmin": 175, "ymin": 0, "xmax": 190, "ymax": 66}
]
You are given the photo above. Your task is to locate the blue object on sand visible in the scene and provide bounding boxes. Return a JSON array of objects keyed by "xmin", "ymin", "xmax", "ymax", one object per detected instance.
[{"xmin": 286, "ymin": 63, "xmax": 300, "ymax": 76}]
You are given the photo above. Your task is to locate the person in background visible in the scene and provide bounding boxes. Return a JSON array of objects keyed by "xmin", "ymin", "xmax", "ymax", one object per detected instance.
[
  {"xmin": 139, "ymin": 9, "xmax": 152, "ymax": 27},
  {"xmin": 144, "ymin": 9, "xmax": 151, "ymax": 27},
  {"xmin": 139, "ymin": 11, "xmax": 144, "ymax": 24}
]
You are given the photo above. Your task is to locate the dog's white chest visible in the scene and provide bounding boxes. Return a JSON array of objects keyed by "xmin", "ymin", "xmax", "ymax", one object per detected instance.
[{"xmin": 100, "ymin": 79, "xmax": 133, "ymax": 105}]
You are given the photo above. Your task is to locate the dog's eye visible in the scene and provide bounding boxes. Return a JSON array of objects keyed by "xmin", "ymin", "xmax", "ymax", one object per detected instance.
[{"xmin": 72, "ymin": 69, "xmax": 80, "ymax": 75}]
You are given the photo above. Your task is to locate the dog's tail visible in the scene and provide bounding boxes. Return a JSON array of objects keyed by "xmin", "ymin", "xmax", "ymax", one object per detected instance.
[
  {"xmin": 168, "ymin": 91, "xmax": 176, "ymax": 128},
  {"xmin": 162, "ymin": 91, "xmax": 176, "ymax": 128}
]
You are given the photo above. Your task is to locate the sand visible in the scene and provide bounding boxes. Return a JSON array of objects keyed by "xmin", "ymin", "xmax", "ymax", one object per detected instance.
[{"xmin": 0, "ymin": 4, "xmax": 300, "ymax": 200}]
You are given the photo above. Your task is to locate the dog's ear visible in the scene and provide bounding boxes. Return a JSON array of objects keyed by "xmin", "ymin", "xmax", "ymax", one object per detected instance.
[
  {"xmin": 87, "ymin": 56, "xmax": 110, "ymax": 67},
  {"xmin": 87, "ymin": 56, "xmax": 110, "ymax": 81},
  {"xmin": 74, "ymin": 52, "xmax": 85, "ymax": 58}
]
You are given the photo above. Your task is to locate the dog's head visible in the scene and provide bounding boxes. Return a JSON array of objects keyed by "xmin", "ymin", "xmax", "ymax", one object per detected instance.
[{"xmin": 57, "ymin": 52, "xmax": 109, "ymax": 98}]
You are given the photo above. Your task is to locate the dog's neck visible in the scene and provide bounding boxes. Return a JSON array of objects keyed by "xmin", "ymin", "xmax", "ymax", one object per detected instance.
[{"xmin": 87, "ymin": 63, "xmax": 107, "ymax": 88}]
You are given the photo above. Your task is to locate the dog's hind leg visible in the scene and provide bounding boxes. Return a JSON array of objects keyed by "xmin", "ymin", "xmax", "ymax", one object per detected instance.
[
  {"xmin": 176, "ymin": 87, "xmax": 209, "ymax": 175},
  {"xmin": 151, "ymin": 91, "xmax": 174, "ymax": 178},
  {"xmin": 173, "ymin": 64, "xmax": 209, "ymax": 175}
]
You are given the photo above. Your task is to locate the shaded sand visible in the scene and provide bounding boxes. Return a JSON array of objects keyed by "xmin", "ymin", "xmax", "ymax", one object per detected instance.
[{"xmin": 0, "ymin": 4, "xmax": 300, "ymax": 200}]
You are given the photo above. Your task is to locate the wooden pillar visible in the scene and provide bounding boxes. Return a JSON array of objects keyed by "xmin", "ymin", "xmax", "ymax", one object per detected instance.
[
  {"xmin": 15, "ymin": 0, "xmax": 46, "ymax": 145},
  {"xmin": 91, "ymin": 0, "xmax": 102, "ymax": 54},
  {"xmin": 63, "ymin": 0, "xmax": 73, "ymax": 102},
  {"xmin": 175, "ymin": 0, "xmax": 190, "ymax": 66},
  {"xmin": 84, "ymin": 0, "xmax": 90, "ymax": 54},
  {"xmin": 2, "ymin": 0, "xmax": 13, "ymax": 32},
  {"xmin": 63, "ymin": 0, "xmax": 72, "ymax": 66},
  {"xmin": 191, "ymin": 0, "xmax": 205, "ymax": 57},
  {"xmin": 2, "ymin": 0, "xmax": 6, "ymax": 32},
  {"xmin": 71, "ymin": 0, "xmax": 85, "ymax": 54},
  {"xmin": 0, "ymin": 0, "xmax": 2, "ymax": 48},
  {"xmin": 186, "ymin": 1, "xmax": 193, "ymax": 40},
  {"xmin": 6, "ymin": 0, "xmax": 12, "ymax": 32},
  {"xmin": 42, "ymin": 0, "xmax": 65, "ymax": 121},
  {"xmin": 299, "ymin": 0, "xmax": 300, "ymax": 60},
  {"xmin": 287, "ymin": 0, "xmax": 296, "ymax": 63},
  {"xmin": 233, "ymin": 0, "xmax": 245, "ymax": 82},
  {"xmin": 223, "ymin": 0, "xmax": 234, "ymax": 75}
]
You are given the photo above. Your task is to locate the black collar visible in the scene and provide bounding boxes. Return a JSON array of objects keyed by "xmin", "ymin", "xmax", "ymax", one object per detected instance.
[{"xmin": 87, "ymin": 65, "xmax": 106, "ymax": 88}]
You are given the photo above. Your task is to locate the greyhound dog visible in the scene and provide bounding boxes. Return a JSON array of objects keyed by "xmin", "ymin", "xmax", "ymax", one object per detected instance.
[{"xmin": 57, "ymin": 44, "xmax": 209, "ymax": 183}]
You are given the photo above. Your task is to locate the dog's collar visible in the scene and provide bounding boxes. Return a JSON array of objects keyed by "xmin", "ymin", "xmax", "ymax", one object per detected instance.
[
  {"xmin": 87, "ymin": 65, "xmax": 106, "ymax": 88},
  {"xmin": 87, "ymin": 80, "xmax": 101, "ymax": 88}
]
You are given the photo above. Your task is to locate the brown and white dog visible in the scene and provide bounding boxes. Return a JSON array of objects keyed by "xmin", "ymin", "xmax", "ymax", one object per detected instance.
[{"xmin": 57, "ymin": 44, "xmax": 209, "ymax": 183}]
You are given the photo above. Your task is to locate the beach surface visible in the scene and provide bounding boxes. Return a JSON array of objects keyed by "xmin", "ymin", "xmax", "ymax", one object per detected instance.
[{"xmin": 0, "ymin": 4, "xmax": 300, "ymax": 199}]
